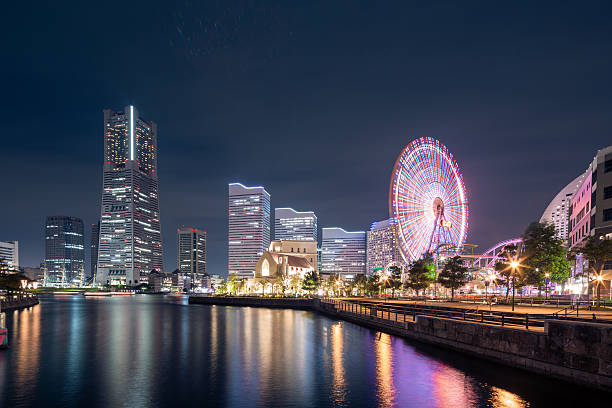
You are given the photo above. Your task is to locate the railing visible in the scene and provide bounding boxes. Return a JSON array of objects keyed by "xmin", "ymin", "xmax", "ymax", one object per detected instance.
[
  {"xmin": 0, "ymin": 291, "xmax": 38, "ymax": 310},
  {"xmin": 321, "ymin": 298, "xmax": 612, "ymax": 331},
  {"xmin": 398, "ymin": 295, "xmax": 612, "ymax": 308}
]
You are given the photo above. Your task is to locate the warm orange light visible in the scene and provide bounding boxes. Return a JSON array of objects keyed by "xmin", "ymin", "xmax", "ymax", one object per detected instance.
[{"xmin": 510, "ymin": 261, "xmax": 519, "ymax": 269}]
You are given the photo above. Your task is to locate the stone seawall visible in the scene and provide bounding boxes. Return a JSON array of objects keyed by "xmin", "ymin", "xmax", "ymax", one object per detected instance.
[
  {"xmin": 1, "ymin": 296, "xmax": 39, "ymax": 312},
  {"xmin": 315, "ymin": 299, "xmax": 612, "ymax": 391},
  {"xmin": 188, "ymin": 296, "xmax": 313, "ymax": 310}
]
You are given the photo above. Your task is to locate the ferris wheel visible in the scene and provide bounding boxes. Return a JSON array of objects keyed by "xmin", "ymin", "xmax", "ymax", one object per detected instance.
[{"xmin": 389, "ymin": 137, "xmax": 469, "ymax": 262}]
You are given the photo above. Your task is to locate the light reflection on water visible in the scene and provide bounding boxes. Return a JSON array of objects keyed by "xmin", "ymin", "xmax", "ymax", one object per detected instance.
[{"xmin": 0, "ymin": 295, "xmax": 606, "ymax": 408}]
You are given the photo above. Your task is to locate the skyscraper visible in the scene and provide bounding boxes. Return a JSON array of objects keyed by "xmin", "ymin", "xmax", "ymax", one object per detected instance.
[
  {"xmin": 45, "ymin": 216, "xmax": 84, "ymax": 286},
  {"xmin": 177, "ymin": 227, "xmax": 207, "ymax": 286},
  {"xmin": 96, "ymin": 106, "xmax": 163, "ymax": 286},
  {"xmin": 228, "ymin": 183, "xmax": 271, "ymax": 279},
  {"xmin": 321, "ymin": 227, "xmax": 366, "ymax": 278},
  {"xmin": 0, "ymin": 241, "xmax": 19, "ymax": 272},
  {"xmin": 274, "ymin": 208, "xmax": 317, "ymax": 241},
  {"xmin": 366, "ymin": 219, "xmax": 403, "ymax": 274},
  {"xmin": 90, "ymin": 221, "xmax": 99, "ymax": 279}
]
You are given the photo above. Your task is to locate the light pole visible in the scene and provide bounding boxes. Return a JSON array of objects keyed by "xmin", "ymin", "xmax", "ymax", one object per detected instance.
[
  {"xmin": 596, "ymin": 275, "xmax": 603, "ymax": 307},
  {"xmin": 545, "ymin": 272, "xmax": 550, "ymax": 302},
  {"xmin": 510, "ymin": 261, "xmax": 519, "ymax": 312}
]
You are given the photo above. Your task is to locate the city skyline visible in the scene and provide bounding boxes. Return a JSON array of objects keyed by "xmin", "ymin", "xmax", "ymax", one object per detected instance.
[{"xmin": 4, "ymin": 2, "xmax": 612, "ymax": 275}]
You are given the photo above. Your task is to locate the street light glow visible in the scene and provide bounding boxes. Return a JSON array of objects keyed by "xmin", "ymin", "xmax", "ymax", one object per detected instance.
[{"xmin": 510, "ymin": 261, "xmax": 519, "ymax": 269}]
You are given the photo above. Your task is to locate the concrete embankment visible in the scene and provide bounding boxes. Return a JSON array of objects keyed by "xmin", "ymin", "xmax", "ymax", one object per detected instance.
[
  {"xmin": 190, "ymin": 296, "xmax": 612, "ymax": 391},
  {"xmin": 1, "ymin": 295, "xmax": 39, "ymax": 312},
  {"xmin": 188, "ymin": 296, "xmax": 313, "ymax": 310}
]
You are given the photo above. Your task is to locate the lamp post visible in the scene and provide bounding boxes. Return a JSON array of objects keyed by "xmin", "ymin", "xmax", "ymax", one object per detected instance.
[
  {"xmin": 596, "ymin": 275, "xmax": 603, "ymax": 307},
  {"xmin": 510, "ymin": 260, "xmax": 519, "ymax": 312},
  {"xmin": 545, "ymin": 272, "xmax": 550, "ymax": 302}
]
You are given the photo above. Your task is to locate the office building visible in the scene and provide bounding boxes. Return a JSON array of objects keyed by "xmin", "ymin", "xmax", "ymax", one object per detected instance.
[
  {"xmin": 321, "ymin": 227, "xmax": 366, "ymax": 278},
  {"xmin": 228, "ymin": 183, "xmax": 271, "ymax": 279},
  {"xmin": 274, "ymin": 208, "xmax": 317, "ymax": 241},
  {"xmin": 177, "ymin": 227, "xmax": 207, "ymax": 287},
  {"xmin": 0, "ymin": 241, "xmax": 19, "ymax": 272},
  {"xmin": 45, "ymin": 216, "xmax": 84, "ymax": 286},
  {"xmin": 366, "ymin": 219, "xmax": 403, "ymax": 274},
  {"xmin": 96, "ymin": 106, "xmax": 163, "ymax": 286},
  {"xmin": 91, "ymin": 221, "xmax": 99, "ymax": 279}
]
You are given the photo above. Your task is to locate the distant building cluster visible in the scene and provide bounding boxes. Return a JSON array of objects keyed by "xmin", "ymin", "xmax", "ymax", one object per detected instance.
[{"xmin": 228, "ymin": 182, "xmax": 405, "ymax": 283}]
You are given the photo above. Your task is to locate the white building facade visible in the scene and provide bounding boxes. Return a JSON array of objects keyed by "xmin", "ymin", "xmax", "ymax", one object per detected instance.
[
  {"xmin": 540, "ymin": 172, "xmax": 587, "ymax": 243},
  {"xmin": 274, "ymin": 208, "xmax": 317, "ymax": 241},
  {"xmin": 0, "ymin": 241, "xmax": 19, "ymax": 271},
  {"xmin": 228, "ymin": 183, "xmax": 271, "ymax": 279},
  {"xmin": 321, "ymin": 227, "xmax": 366, "ymax": 278},
  {"xmin": 366, "ymin": 219, "xmax": 403, "ymax": 275}
]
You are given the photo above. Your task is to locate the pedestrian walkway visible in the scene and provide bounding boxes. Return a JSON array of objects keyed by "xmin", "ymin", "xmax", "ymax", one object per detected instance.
[{"xmin": 343, "ymin": 297, "xmax": 612, "ymax": 319}]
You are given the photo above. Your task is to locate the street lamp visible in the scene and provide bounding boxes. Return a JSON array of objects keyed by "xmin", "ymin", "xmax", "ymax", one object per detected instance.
[
  {"xmin": 544, "ymin": 272, "xmax": 550, "ymax": 301},
  {"xmin": 596, "ymin": 275, "xmax": 603, "ymax": 307},
  {"xmin": 510, "ymin": 260, "xmax": 519, "ymax": 312}
]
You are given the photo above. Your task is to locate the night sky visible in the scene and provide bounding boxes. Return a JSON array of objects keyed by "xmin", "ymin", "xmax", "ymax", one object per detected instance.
[{"xmin": 2, "ymin": 1, "xmax": 612, "ymax": 276}]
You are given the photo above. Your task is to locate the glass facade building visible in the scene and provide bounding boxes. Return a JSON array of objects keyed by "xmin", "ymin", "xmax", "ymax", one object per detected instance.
[
  {"xmin": 45, "ymin": 216, "xmax": 84, "ymax": 286},
  {"xmin": 90, "ymin": 221, "xmax": 99, "ymax": 279},
  {"xmin": 177, "ymin": 227, "xmax": 207, "ymax": 286},
  {"xmin": 366, "ymin": 218, "xmax": 403, "ymax": 274},
  {"xmin": 96, "ymin": 106, "xmax": 163, "ymax": 286},
  {"xmin": 321, "ymin": 227, "xmax": 366, "ymax": 278},
  {"xmin": 274, "ymin": 208, "xmax": 317, "ymax": 241},
  {"xmin": 228, "ymin": 183, "xmax": 271, "ymax": 279}
]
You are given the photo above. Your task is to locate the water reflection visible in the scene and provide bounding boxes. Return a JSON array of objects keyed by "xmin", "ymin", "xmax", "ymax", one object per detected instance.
[
  {"xmin": 490, "ymin": 387, "xmax": 529, "ymax": 408},
  {"xmin": 0, "ymin": 296, "xmax": 607, "ymax": 408},
  {"xmin": 374, "ymin": 333, "xmax": 395, "ymax": 407},
  {"xmin": 331, "ymin": 322, "xmax": 347, "ymax": 406},
  {"xmin": 12, "ymin": 305, "xmax": 41, "ymax": 404}
]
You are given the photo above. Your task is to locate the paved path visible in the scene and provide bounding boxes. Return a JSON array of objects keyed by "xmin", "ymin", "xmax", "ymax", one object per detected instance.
[{"xmin": 340, "ymin": 297, "xmax": 612, "ymax": 319}]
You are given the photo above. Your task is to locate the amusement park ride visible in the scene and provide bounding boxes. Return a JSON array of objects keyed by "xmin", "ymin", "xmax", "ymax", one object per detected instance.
[{"xmin": 389, "ymin": 137, "xmax": 518, "ymax": 272}]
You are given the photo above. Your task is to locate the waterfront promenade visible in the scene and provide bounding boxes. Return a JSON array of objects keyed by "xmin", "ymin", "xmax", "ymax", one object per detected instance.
[
  {"xmin": 343, "ymin": 298, "xmax": 612, "ymax": 319},
  {"xmin": 0, "ymin": 292, "xmax": 38, "ymax": 312}
]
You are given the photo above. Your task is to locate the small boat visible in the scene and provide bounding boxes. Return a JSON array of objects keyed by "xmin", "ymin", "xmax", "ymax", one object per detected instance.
[
  {"xmin": 83, "ymin": 292, "xmax": 112, "ymax": 297},
  {"xmin": 167, "ymin": 291, "xmax": 186, "ymax": 297}
]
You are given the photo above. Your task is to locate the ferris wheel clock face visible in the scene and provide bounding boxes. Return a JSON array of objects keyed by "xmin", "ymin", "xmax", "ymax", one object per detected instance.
[{"xmin": 389, "ymin": 137, "xmax": 469, "ymax": 262}]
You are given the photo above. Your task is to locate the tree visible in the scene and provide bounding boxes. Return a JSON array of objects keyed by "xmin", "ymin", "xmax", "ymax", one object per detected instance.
[
  {"xmin": 353, "ymin": 274, "xmax": 368, "ymax": 296},
  {"xmin": 575, "ymin": 234, "xmax": 612, "ymax": 306},
  {"xmin": 404, "ymin": 254, "xmax": 434, "ymax": 295},
  {"xmin": 437, "ymin": 256, "xmax": 468, "ymax": 301},
  {"xmin": 388, "ymin": 266, "xmax": 403, "ymax": 298},
  {"xmin": 521, "ymin": 222, "xmax": 571, "ymax": 291},
  {"xmin": 366, "ymin": 273, "xmax": 380, "ymax": 296},
  {"xmin": 227, "ymin": 273, "xmax": 238, "ymax": 295},
  {"xmin": 301, "ymin": 270, "xmax": 319, "ymax": 295}
]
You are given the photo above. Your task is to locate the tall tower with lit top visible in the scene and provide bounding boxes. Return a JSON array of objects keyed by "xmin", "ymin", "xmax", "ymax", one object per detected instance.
[{"xmin": 96, "ymin": 106, "xmax": 163, "ymax": 286}]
